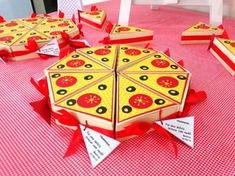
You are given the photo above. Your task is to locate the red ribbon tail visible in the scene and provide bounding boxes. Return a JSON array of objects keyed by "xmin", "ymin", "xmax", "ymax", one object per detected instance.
[
  {"xmin": 52, "ymin": 109, "xmax": 80, "ymax": 126},
  {"xmin": 61, "ymin": 31, "xmax": 71, "ymax": 42},
  {"xmin": 64, "ymin": 128, "xmax": 83, "ymax": 158},
  {"xmin": 164, "ymin": 48, "xmax": 170, "ymax": 57},
  {"xmin": 38, "ymin": 54, "xmax": 51, "ymax": 60},
  {"xmin": 30, "ymin": 97, "xmax": 51, "ymax": 125},
  {"xmin": 0, "ymin": 49, "xmax": 11, "ymax": 62},
  {"xmin": 69, "ymin": 40, "xmax": 88, "ymax": 48},
  {"xmin": 59, "ymin": 10, "xmax": 65, "ymax": 18},
  {"xmin": 220, "ymin": 30, "xmax": 229, "ymax": 39},
  {"xmin": 186, "ymin": 90, "xmax": 207, "ymax": 105},
  {"xmin": 59, "ymin": 47, "xmax": 75, "ymax": 59},
  {"xmin": 25, "ymin": 39, "xmax": 39, "ymax": 51},
  {"xmin": 30, "ymin": 77, "xmax": 49, "ymax": 96},
  {"xmin": 177, "ymin": 59, "xmax": 184, "ymax": 67},
  {"xmin": 31, "ymin": 12, "xmax": 37, "ymax": 18},
  {"xmin": 153, "ymin": 123, "xmax": 178, "ymax": 157}
]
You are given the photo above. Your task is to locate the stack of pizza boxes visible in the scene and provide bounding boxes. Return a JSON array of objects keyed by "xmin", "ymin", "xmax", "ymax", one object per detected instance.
[
  {"xmin": 44, "ymin": 45, "xmax": 191, "ymax": 139},
  {"xmin": 0, "ymin": 16, "xmax": 79, "ymax": 61}
]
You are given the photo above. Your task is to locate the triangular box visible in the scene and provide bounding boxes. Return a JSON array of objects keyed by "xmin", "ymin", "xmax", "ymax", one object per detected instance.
[{"xmin": 209, "ymin": 37, "xmax": 235, "ymax": 76}]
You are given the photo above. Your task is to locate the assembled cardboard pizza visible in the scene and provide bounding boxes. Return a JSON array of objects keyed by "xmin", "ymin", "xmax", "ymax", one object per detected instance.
[
  {"xmin": 80, "ymin": 6, "xmax": 107, "ymax": 30},
  {"xmin": 181, "ymin": 22, "xmax": 224, "ymax": 44},
  {"xmin": 0, "ymin": 16, "xmax": 79, "ymax": 61},
  {"xmin": 44, "ymin": 45, "xmax": 191, "ymax": 138},
  {"xmin": 101, "ymin": 24, "xmax": 153, "ymax": 45},
  {"xmin": 209, "ymin": 37, "xmax": 235, "ymax": 76}
]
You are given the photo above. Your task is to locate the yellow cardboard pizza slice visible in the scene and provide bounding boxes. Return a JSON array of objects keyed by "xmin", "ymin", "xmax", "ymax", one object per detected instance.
[
  {"xmin": 124, "ymin": 73, "xmax": 190, "ymax": 104},
  {"xmin": 47, "ymin": 72, "xmax": 110, "ymax": 103},
  {"xmin": 184, "ymin": 22, "xmax": 221, "ymax": 33},
  {"xmin": 18, "ymin": 17, "xmax": 44, "ymax": 28},
  {"xmin": 218, "ymin": 38, "xmax": 235, "ymax": 56},
  {"xmin": 78, "ymin": 45, "xmax": 118, "ymax": 69},
  {"xmin": 122, "ymin": 51, "xmax": 187, "ymax": 73},
  {"xmin": 111, "ymin": 24, "xmax": 152, "ymax": 34},
  {"xmin": 80, "ymin": 10, "xmax": 106, "ymax": 24},
  {"xmin": 0, "ymin": 20, "xmax": 29, "ymax": 34},
  {"xmin": 36, "ymin": 17, "xmax": 77, "ymax": 34},
  {"xmin": 56, "ymin": 74, "xmax": 115, "ymax": 121},
  {"xmin": 117, "ymin": 75, "xmax": 177, "ymax": 122},
  {"xmin": 12, "ymin": 29, "xmax": 50, "ymax": 47},
  {"xmin": 0, "ymin": 30, "xmax": 27, "ymax": 47},
  {"xmin": 117, "ymin": 45, "xmax": 155, "ymax": 69},
  {"xmin": 46, "ymin": 51, "xmax": 110, "ymax": 72}
]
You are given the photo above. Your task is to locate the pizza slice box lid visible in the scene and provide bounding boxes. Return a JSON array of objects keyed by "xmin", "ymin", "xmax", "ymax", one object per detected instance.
[
  {"xmin": 109, "ymin": 24, "xmax": 154, "ymax": 40},
  {"xmin": 80, "ymin": 10, "xmax": 106, "ymax": 25},
  {"xmin": 182, "ymin": 22, "xmax": 224, "ymax": 36},
  {"xmin": 44, "ymin": 51, "xmax": 113, "ymax": 74},
  {"xmin": 51, "ymin": 73, "xmax": 116, "ymax": 131},
  {"xmin": 18, "ymin": 16, "xmax": 45, "ymax": 28},
  {"xmin": 0, "ymin": 19, "xmax": 30, "ymax": 33},
  {"xmin": 119, "ymin": 50, "xmax": 190, "ymax": 74},
  {"xmin": 10, "ymin": 30, "xmax": 51, "ymax": 52},
  {"xmin": 115, "ymin": 73, "xmax": 181, "ymax": 131},
  {"xmin": 77, "ymin": 45, "xmax": 118, "ymax": 70},
  {"xmin": 210, "ymin": 38, "xmax": 235, "ymax": 76}
]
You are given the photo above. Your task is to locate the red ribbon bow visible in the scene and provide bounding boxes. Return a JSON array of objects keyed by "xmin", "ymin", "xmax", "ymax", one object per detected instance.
[
  {"xmin": 91, "ymin": 6, "xmax": 98, "ymax": 11},
  {"xmin": 0, "ymin": 16, "xmax": 5, "ymax": 23},
  {"xmin": 105, "ymin": 21, "xmax": 113, "ymax": 33},
  {"xmin": 59, "ymin": 10, "xmax": 65, "ymax": 18},
  {"xmin": 61, "ymin": 31, "xmax": 88, "ymax": 48},
  {"xmin": 0, "ymin": 49, "xmax": 11, "ymax": 63},
  {"xmin": 31, "ymin": 12, "xmax": 37, "ymax": 18},
  {"xmin": 30, "ymin": 77, "xmax": 52, "ymax": 125}
]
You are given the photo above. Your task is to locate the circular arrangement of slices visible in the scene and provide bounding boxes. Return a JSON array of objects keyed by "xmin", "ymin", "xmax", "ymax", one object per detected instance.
[
  {"xmin": 0, "ymin": 16, "xmax": 79, "ymax": 61},
  {"xmin": 45, "ymin": 45, "xmax": 191, "ymax": 133}
]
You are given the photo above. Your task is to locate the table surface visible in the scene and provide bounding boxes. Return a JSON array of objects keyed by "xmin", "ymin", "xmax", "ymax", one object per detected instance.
[{"xmin": 1, "ymin": 1, "xmax": 235, "ymax": 175}]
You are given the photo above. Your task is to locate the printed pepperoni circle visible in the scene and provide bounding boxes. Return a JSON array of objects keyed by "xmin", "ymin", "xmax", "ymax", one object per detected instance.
[
  {"xmin": 5, "ymin": 22, "xmax": 17, "ymax": 27},
  {"xmin": 77, "ymin": 93, "xmax": 101, "ymax": 108},
  {"xmin": 230, "ymin": 42, "xmax": 235, "ymax": 48},
  {"xmin": 125, "ymin": 49, "xmax": 141, "ymax": 56},
  {"xmin": 47, "ymin": 18, "xmax": 58, "ymax": 22},
  {"xmin": 151, "ymin": 59, "xmax": 170, "ymax": 68},
  {"xmin": 0, "ymin": 36, "xmax": 14, "ymax": 41},
  {"xmin": 94, "ymin": 48, "xmax": 111, "ymax": 55},
  {"xmin": 117, "ymin": 27, "xmax": 130, "ymax": 32},
  {"xmin": 66, "ymin": 59, "xmax": 85, "ymax": 68},
  {"xmin": 25, "ymin": 18, "xmax": 38, "ymax": 22},
  {"xmin": 89, "ymin": 11, "xmax": 100, "ymax": 15},
  {"xmin": 56, "ymin": 76, "xmax": 77, "ymax": 87},
  {"xmin": 58, "ymin": 22, "xmax": 69, "ymax": 27},
  {"xmin": 157, "ymin": 76, "xmax": 179, "ymax": 88},
  {"xmin": 197, "ymin": 24, "xmax": 210, "ymax": 29},
  {"xmin": 50, "ymin": 31, "xmax": 61, "ymax": 35},
  {"xmin": 28, "ymin": 36, "xmax": 42, "ymax": 41},
  {"xmin": 0, "ymin": 29, "xmax": 4, "ymax": 33},
  {"xmin": 129, "ymin": 94, "xmax": 153, "ymax": 109}
]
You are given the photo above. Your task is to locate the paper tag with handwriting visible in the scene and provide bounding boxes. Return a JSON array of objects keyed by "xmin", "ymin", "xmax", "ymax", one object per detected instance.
[
  {"xmin": 80, "ymin": 125, "xmax": 120, "ymax": 167},
  {"xmin": 36, "ymin": 39, "xmax": 60, "ymax": 56},
  {"xmin": 156, "ymin": 116, "xmax": 194, "ymax": 148}
]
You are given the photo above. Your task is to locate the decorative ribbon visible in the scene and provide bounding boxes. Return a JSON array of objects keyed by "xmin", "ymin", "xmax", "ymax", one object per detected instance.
[
  {"xmin": 30, "ymin": 77, "xmax": 52, "ymax": 125},
  {"xmin": 105, "ymin": 21, "xmax": 113, "ymax": 33},
  {"xmin": 59, "ymin": 10, "xmax": 65, "ymax": 18},
  {"xmin": 177, "ymin": 60, "xmax": 184, "ymax": 67},
  {"xmin": 0, "ymin": 16, "xmax": 5, "ymax": 23},
  {"xmin": 164, "ymin": 48, "xmax": 170, "ymax": 57},
  {"xmin": 100, "ymin": 36, "xmax": 153, "ymax": 44},
  {"xmin": 31, "ymin": 12, "xmax": 37, "ymax": 18},
  {"xmin": 91, "ymin": 6, "xmax": 98, "ymax": 11},
  {"xmin": 60, "ymin": 31, "xmax": 88, "ymax": 48},
  {"xmin": 0, "ymin": 49, "xmax": 11, "ymax": 63}
]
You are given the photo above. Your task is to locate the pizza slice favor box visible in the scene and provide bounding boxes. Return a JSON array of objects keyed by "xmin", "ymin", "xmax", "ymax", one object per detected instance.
[
  {"xmin": 101, "ymin": 24, "xmax": 153, "ymax": 45},
  {"xmin": 44, "ymin": 45, "xmax": 191, "ymax": 138},
  {"xmin": 209, "ymin": 37, "xmax": 235, "ymax": 76},
  {"xmin": 80, "ymin": 7, "xmax": 107, "ymax": 30},
  {"xmin": 0, "ymin": 15, "xmax": 79, "ymax": 61},
  {"xmin": 181, "ymin": 22, "xmax": 224, "ymax": 44}
]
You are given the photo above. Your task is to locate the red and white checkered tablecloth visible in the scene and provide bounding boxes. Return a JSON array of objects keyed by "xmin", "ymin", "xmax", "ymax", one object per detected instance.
[{"xmin": 0, "ymin": 1, "xmax": 235, "ymax": 175}]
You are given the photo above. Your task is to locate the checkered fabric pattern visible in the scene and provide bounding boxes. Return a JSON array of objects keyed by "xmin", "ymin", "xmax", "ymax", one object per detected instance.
[
  {"xmin": 57, "ymin": 0, "xmax": 82, "ymax": 18},
  {"xmin": 0, "ymin": 0, "xmax": 235, "ymax": 175}
]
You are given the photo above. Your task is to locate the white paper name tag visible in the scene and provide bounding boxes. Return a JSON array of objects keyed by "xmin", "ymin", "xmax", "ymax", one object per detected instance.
[
  {"xmin": 80, "ymin": 125, "xmax": 120, "ymax": 168},
  {"xmin": 36, "ymin": 39, "xmax": 60, "ymax": 56},
  {"xmin": 156, "ymin": 116, "xmax": 194, "ymax": 148}
]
